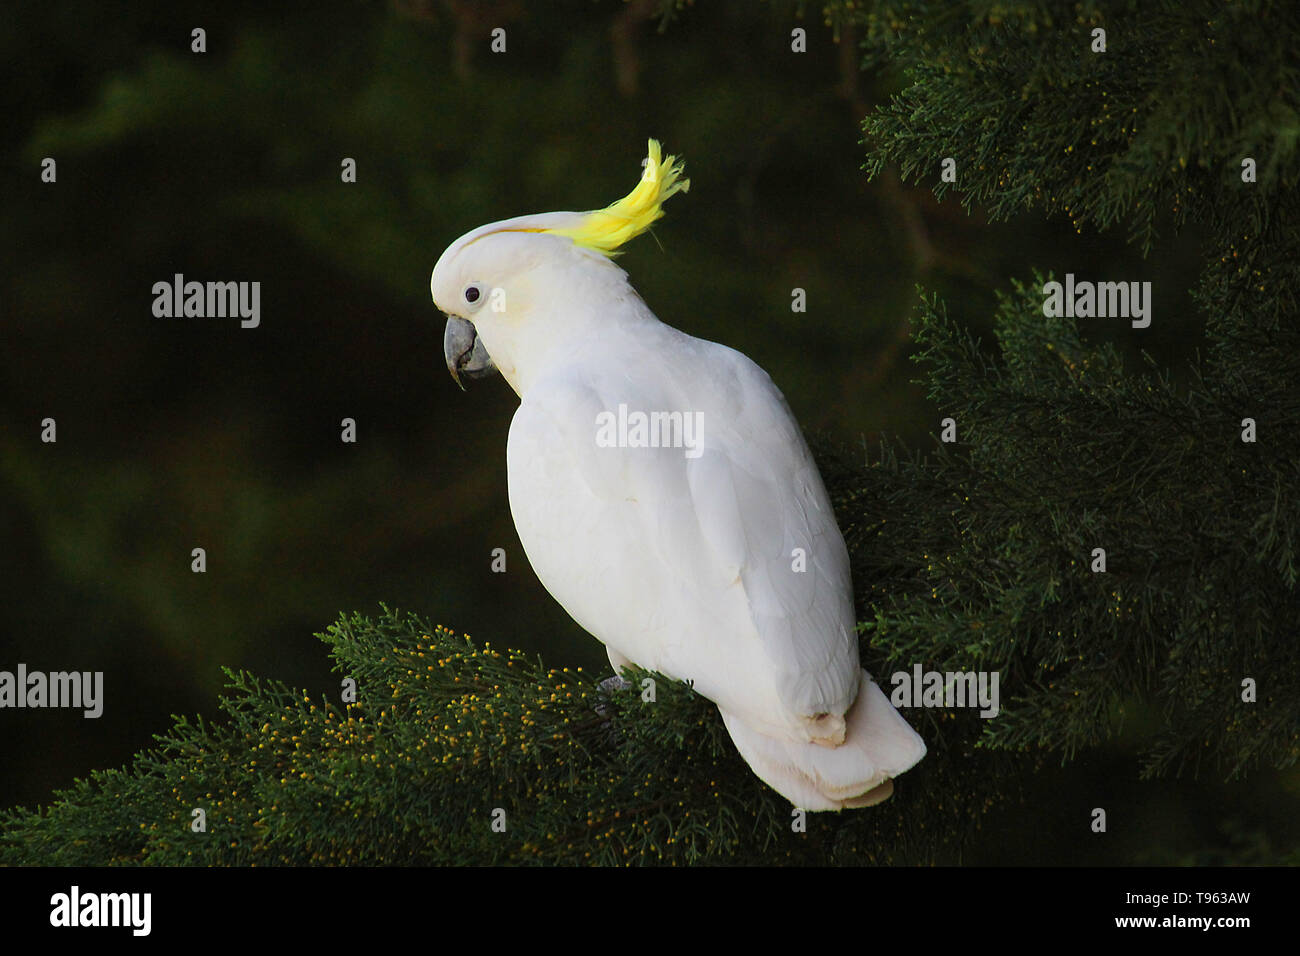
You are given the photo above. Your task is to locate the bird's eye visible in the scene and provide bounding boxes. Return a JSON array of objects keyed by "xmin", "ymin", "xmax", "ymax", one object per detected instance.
[{"xmin": 464, "ymin": 284, "xmax": 482, "ymax": 304}]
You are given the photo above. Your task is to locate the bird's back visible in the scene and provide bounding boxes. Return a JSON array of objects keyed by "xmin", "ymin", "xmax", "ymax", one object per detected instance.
[{"xmin": 506, "ymin": 312, "xmax": 861, "ymax": 742}]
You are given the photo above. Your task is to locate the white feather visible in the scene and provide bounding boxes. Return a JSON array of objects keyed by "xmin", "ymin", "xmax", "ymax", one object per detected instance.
[{"xmin": 432, "ymin": 222, "xmax": 926, "ymax": 809}]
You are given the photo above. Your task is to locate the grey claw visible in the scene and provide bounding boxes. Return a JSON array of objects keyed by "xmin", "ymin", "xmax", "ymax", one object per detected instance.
[{"xmin": 598, "ymin": 675, "xmax": 633, "ymax": 694}]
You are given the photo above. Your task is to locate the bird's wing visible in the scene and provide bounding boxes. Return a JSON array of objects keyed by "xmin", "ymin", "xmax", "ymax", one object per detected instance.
[{"xmin": 506, "ymin": 332, "xmax": 859, "ymax": 739}]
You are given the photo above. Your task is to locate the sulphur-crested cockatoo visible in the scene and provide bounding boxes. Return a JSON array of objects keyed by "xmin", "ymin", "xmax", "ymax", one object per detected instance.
[{"xmin": 431, "ymin": 141, "xmax": 924, "ymax": 809}]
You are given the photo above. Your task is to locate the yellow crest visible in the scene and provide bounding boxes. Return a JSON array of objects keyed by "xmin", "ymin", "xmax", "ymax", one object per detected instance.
[{"xmin": 547, "ymin": 139, "xmax": 689, "ymax": 256}]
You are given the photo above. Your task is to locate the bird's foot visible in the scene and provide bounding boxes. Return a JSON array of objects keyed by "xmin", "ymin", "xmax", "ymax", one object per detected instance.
[{"xmin": 597, "ymin": 674, "xmax": 633, "ymax": 695}]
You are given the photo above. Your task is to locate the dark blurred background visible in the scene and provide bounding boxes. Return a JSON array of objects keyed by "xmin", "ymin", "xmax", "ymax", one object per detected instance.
[{"xmin": 3, "ymin": 0, "xmax": 1292, "ymax": 863}]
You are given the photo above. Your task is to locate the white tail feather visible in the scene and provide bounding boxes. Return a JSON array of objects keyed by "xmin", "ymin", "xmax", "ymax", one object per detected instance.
[{"xmin": 719, "ymin": 670, "xmax": 925, "ymax": 811}]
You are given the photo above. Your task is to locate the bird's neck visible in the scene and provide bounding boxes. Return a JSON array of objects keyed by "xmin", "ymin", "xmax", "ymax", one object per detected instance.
[{"xmin": 482, "ymin": 286, "xmax": 660, "ymax": 398}]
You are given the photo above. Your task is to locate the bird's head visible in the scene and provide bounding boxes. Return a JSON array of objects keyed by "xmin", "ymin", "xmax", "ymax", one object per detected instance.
[{"xmin": 431, "ymin": 139, "xmax": 689, "ymax": 396}]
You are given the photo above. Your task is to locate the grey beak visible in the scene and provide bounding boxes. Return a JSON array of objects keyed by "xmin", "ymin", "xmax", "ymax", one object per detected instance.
[{"xmin": 443, "ymin": 316, "xmax": 496, "ymax": 391}]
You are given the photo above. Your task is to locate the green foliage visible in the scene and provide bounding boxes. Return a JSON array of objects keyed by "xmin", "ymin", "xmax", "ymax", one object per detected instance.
[
  {"xmin": 841, "ymin": 0, "xmax": 1300, "ymax": 785},
  {"xmin": 859, "ymin": 0, "xmax": 1300, "ymax": 253},
  {"xmin": 0, "ymin": 608, "xmax": 1009, "ymax": 865},
  {"xmin": 828, "ymin": 279, "xmax": 1299, "ymax": 780}
]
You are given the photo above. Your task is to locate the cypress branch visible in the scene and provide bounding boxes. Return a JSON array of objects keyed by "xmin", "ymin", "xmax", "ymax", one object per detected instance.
[{"xmin": 0, "ymin": 608, "xmax": 1008, "ymax": 865}]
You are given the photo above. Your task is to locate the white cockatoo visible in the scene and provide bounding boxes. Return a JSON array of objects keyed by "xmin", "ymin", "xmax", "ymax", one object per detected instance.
[{"xmin": 431, "ymin": 141, "xmax": 924, "ymax": 809}]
